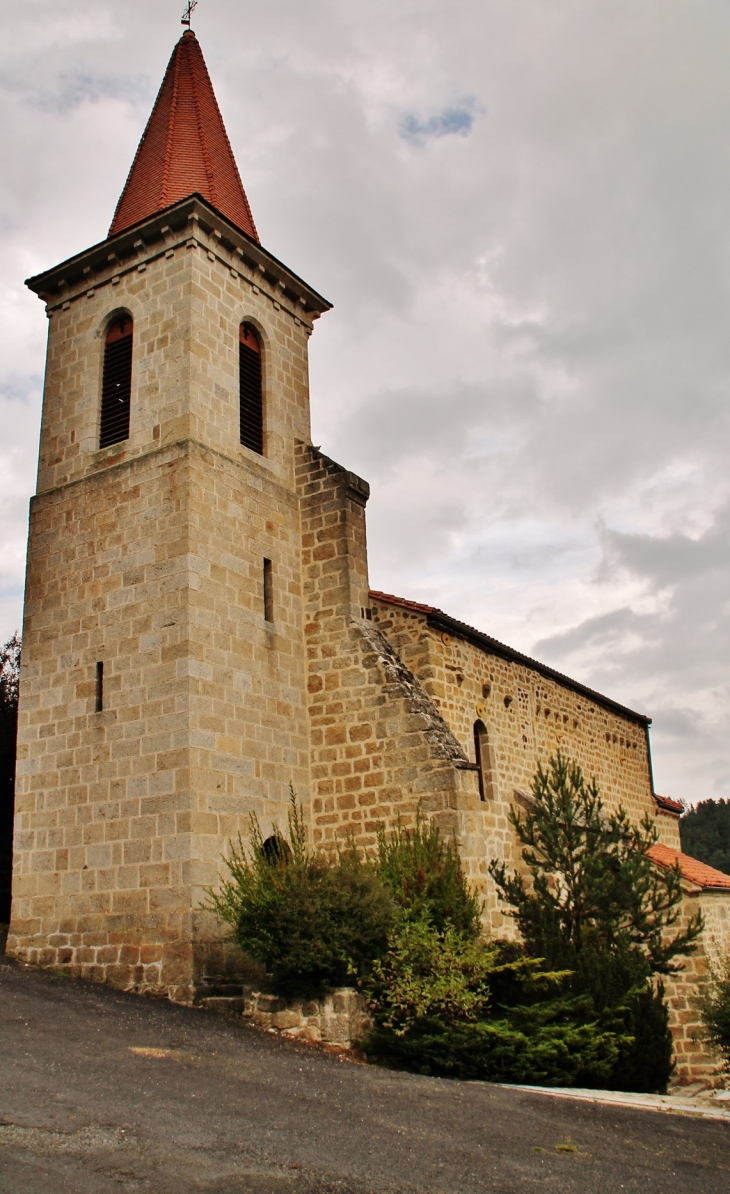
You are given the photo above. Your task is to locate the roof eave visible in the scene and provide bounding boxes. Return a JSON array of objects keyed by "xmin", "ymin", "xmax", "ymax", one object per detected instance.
[
  {"xmin": 25, "ymin": 194, "xmax": 332, "ymax": 316},
  {"xmin": 653, "ymin": 795, "xmax": 683, "ymax": 817},
  {"xmin": 370, "ymin": 590, "xmax": 652, "ymax": 726},
  {"xmin": 424, "ymin": 607, "xmax": 652, "ymax": 727}
]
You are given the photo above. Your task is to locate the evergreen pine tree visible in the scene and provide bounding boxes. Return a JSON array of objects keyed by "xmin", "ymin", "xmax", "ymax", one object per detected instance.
[
  {"xmin": 680, "ymin": 799, "xmax": 730, "ymax": 876},
  {"xmin": 489, "ymin": 752, "xmax": 703, "ymax": 1093}
]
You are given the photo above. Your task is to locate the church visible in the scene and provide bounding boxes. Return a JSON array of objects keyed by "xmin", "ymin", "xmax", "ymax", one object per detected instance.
[{"xmin": 7, "ymin": 29, "xmax": 730, "ymax": 1084}]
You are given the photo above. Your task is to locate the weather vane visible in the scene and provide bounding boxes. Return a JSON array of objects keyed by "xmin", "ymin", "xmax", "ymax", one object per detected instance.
[{"xmin": 181, "ymin": 1, "xmax": 198, "ymax": 28}]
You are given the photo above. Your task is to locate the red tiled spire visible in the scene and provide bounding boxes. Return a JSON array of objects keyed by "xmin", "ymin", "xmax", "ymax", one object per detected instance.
[{"xmin": 110, "ymin": 31, "xmax": 258, "ymax": 241}]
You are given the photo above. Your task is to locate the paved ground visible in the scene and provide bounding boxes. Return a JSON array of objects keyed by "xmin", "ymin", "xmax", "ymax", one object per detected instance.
[{"xmin": 2, "ymin": 955, "xmax": 729, "ymax": 1194}]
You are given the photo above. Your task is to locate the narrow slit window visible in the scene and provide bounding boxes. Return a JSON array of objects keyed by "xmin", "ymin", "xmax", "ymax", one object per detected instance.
[
  {"xmin": 473, "ymin": 719, "xmax": 495, "ymax": 802},
  {"xmin": 239, "ymin": 323, "xmax": 263, "ymax": 454},
  {"xmin": 95, "ymin": 662, "xmax": 104, "ymax": 713},
  {"xmin": 99, "ymin": 316, "xmax": 133, "ymax": 449},
  {"xmin": 263, "ymin": 558, "xmax": 274, "ymax": 623}
]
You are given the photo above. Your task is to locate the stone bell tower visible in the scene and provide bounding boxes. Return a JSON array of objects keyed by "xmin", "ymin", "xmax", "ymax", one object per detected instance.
[{"xmin": 7, "ymin": 31, "xmax": 332, "ymax": 1000}]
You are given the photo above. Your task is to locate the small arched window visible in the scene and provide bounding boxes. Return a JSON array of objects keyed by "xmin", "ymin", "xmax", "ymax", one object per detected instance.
[
  {"xmin": 474, "ymin": 719, "xmax": 496, "ymax": 802},
  {"xmin": 239, "ymin": 322, "xmax": 263, "ymax": 454},
  {"xmin": 261, "ymin": 834, "xmax": 292, "ymax": 866},
  {"xmin": 99, "ymin": 315, "xmax": 133, "ymax": 449}
]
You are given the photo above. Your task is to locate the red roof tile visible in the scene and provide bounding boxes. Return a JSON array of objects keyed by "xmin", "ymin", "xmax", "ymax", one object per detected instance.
[
  {"xmin": 369, "ymin": 590, "xmax": 436, "ymax": 615},
  {"xmin": 110, "ymin": 31, "xmax": 258, "ymax": 241},
  {"xmin": 654, "ymin": 793, "xmax": 684, "ymax": 815},
  {"xmin": 648, "ymin": 843, "xmax": 730, "ymax": 890}
]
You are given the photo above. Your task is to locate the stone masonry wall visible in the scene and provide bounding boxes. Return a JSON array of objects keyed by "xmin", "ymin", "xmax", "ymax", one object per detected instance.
[
  {"xmin": 370, "ymin": 600, "xmax": 676, "ymax": 844},
  {"xmin": 33, "ymin": 203, "xmax": 316, "ymax": 498},
  {"xmin": 369, "ymin": 598, "xmax": 729, "ymax": 1080},
  {"xmin": 666, "ymin": 886, "xmax": 730, "ymax": 1086},
  {"xmin": 9, "ymin": 443, "xmax": 197, "ymax": 998},
  {"xmin": 294, "ymin": 443, "xmax": 519, "ymax": 915},
  {"xmin": 169, "ymin": 232, "xmax": 316, "ymax": 982},
  {"xmin": 183, "ymin": 442, "xmax": 312, "ymax": 983},
  {"xmin": 243, "ymin": 988, "xmax": 372, "ymax": 1048},
  {"xmin": 9, "ymin": 204, "xmax": 322, "ymax": 999},
  {"xmin": 296, "ymin": 443, "xmax": 480, "ymax": 852}
]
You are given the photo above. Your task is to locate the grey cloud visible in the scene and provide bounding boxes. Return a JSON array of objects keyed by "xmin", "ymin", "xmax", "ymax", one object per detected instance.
[
  {"xmin": 29, "ymin": 72, "xmax": 151, "ymax": 114},
  {"xmin": 0, "ymin": 58, "xmax": 151, "ymax": 113},
  {"xmin": 335, "ymin": 376, "xmax": 539, "ymax": 479},
  {"xmin": 601, "ymin": 511, "xmax": 730, "ymax": 593},
  {"xmin": 536, "ymin": 508, "xmax": 730, "ymax": 690},
  {"xmin": 534, "ymin": 607, "xmax": 649, "ymax": 663},
  {"xmin": 0, "ymin": 375, "xmax": 43, "ymax": 403},
  {"xmin": 653, "ymin": 707, "xmax": 708, "ymax": 745},
  {"xmin": 529, "ymin": 502, "xmax": 730, "ymax": 801}
]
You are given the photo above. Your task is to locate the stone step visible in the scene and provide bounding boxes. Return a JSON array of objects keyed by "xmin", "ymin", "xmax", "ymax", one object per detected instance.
[
  {"xmin": 195, "ymin": 982, "xmax": 249, "ymax": 999},
  {"xmin": 198, "ymin": 996, "xmax": 247, "ymax": 1015}
]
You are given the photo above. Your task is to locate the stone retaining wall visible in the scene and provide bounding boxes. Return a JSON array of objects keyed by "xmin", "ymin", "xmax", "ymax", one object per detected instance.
[{"xmin": 242, "ymin": 987, "xmax": 372, "ymax": 1048}]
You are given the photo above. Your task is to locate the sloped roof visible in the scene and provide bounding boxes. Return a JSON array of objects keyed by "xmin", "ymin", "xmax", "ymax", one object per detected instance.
[
  {"xmin": 648, "ymin": 842, "xmax": 730, "ymax": 890},
  {"xmin": 369, "ymin": 589, "xmax": 651, "ymax": 726},
  {"xmin": 654, "ymin": 793, "xmax": 684, "ymax": 815},
  {"xmin": 370, "ymin": 591, "xmax": 437, "ymax": 616},
  {"xmin": 110, "ymin": 31, "xmax": 258, "ymax": 241}
]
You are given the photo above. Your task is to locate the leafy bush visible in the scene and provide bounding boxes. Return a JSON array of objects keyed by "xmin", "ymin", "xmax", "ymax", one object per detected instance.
[
  {"xmin": 375, "ymin": 813, "xmax": 481, "ymax": 937},
  {"xmin": 210, "ymin": 779, "xmax": 675, "ymax": 1094},
  {"xmin": 488, "ymin": 752, "xmax": 703, "ymax": 1093},
  {"xmin": 361, "ymin": 918, "xmax": 623, "ymax": 1086},
  {"xmin": 696, "ymin": 953, "xmax": 730, "ymax": 1077},
  {"xmin": 209, "ymin": 793, "xmax": 392, "ymax": 997}
]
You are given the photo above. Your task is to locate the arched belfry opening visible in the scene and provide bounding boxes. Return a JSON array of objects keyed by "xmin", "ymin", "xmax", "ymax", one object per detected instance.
[
  {"xmin": 99, "ymin": 315, "xmax": 133, "ymax": 449},
  {"xmin": 239, "ymin": 322, "xmax": 263, "ymax": 455},
  {"xmin": 473, "ymin": 719, "xmax": 496, "ymax": 802}
]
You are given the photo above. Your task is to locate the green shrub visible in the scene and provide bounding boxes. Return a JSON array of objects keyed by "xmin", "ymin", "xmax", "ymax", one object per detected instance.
[
  {"xmin": 361, "ymin": 918, "xmax": 623, "ymax": 1086},
  {"xmin": 209, "ymin": 793, "xmax": 393, "ymax": 997},
  {"xmin": 607, "ymin": 982, "xmax": 674, "ymax": 1094},
  {"xmin": 696, "ymin": 953, "xmax": 730, "ymax": 1077},
  {"xmin": 375, "ymin": 812, "xmax": 481, "ymax": 937},
  {"xmin": 210, "ymin": 785, "xmax": 659, "ymax": 1093}
]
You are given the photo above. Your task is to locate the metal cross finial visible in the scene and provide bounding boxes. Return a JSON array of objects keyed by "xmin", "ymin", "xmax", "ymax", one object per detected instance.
[{"xmin": 181, "ymin": 1, "xmax": 198, "ymax": 28}]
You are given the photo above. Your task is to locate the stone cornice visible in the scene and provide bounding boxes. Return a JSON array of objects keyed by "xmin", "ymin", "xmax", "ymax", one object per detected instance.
[
  {"xmin": 25, "ymin": 194, "xmax": 332, "ymax": 328},
  {"xmin": 31, "ymin": 435, "xmax": 301, "ymax": 507}
]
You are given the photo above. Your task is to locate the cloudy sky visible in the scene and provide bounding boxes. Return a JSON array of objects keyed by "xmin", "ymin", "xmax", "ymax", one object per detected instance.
[{"xmin": 2, "ymin": 0, "xmax": 729, "ymax": 805}]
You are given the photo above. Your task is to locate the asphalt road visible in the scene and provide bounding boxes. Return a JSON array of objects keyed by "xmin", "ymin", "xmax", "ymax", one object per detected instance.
[{"xmin": 1, "ymin": 955, "xmax": 729, "ymax": 1194}]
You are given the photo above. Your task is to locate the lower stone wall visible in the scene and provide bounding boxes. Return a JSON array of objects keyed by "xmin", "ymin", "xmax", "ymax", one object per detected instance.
[
  {"xmin": 243, "ymin": 988, "xmax": 372, "ymax": 1048},
  {"xmin": 667, "ymin": 887, "xmax": 730, "ymax": 1087}
]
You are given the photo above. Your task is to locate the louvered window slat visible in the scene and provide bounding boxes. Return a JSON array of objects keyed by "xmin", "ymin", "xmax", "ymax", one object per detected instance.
[
  {"xmin": 99, "ymin": 332, "xmax": 132, "ymax": 449},
  {"xmin": 240, "ymin": 341, "xmax": 263, "ymax": 454}
]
